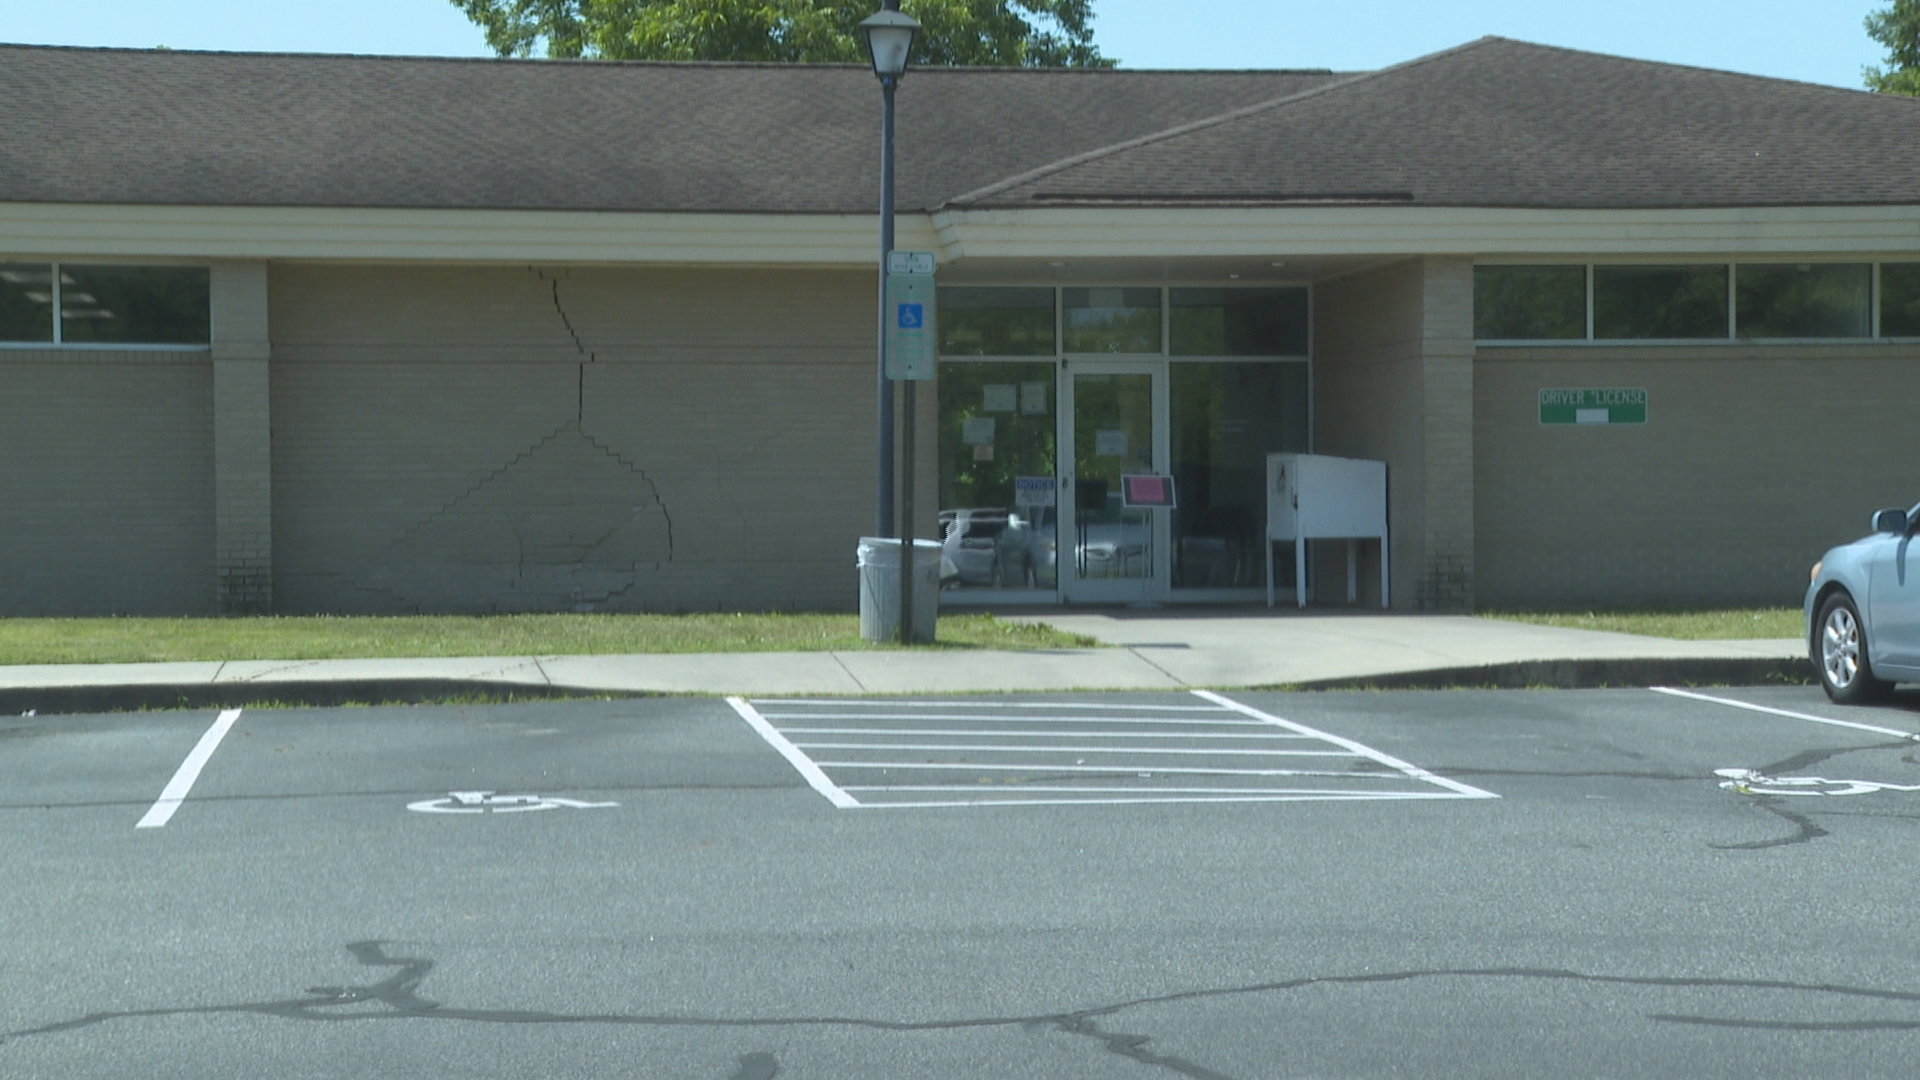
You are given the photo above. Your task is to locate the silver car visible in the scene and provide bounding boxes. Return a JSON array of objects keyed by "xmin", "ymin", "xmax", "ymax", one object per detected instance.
[{"xmin": 1805, "ymin": 500, "xmax": 1920, "ymax": 703}]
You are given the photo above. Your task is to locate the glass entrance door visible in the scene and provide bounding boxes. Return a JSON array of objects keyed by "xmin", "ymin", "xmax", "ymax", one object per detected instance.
[{"xmin": 1059, "ymin": 360, "xmax": 1169, "ymax": 603}]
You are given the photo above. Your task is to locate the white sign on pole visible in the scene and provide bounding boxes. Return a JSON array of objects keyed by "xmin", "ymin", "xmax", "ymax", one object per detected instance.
[{"xmin": 885, "ymin": 250, "xmax": 937, "ymax": 381}]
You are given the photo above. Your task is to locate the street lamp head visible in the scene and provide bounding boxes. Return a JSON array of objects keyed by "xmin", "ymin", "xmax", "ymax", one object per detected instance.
[{"xmin": 859, "ymin": 8, "xmax": 921, "ymax": 82}]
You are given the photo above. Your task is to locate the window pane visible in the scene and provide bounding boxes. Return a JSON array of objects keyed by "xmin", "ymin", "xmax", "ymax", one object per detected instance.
[
  {"xmin": 1062, "ymin": 287, "xmax": 1160, "ymax": 353},
  {"xmin": 1736, "ymin": 264, "xmax": 1871, "ymax": 338},
  {"xmin": 0, "ymin": 263, "xmax": 55, "ymax": 342},
  {"xmin": 1594, "ymin": 265, "xmax": 1727, "ymax": 340},
  {"xmin": 1474, "ymin": 266, "xmax": 1585, "ymax": 340},
  {"xmin": 1169, "ymin": 288, "xmax": 1309, "ymax": 356},
  {"xmin": 937, "ymin": 361, "xmax": 1057, "ymax": 592},
  {"xmin": 59, "ymin": 265, "xmax": 210, "ymax": 345},
  {"xmin": 937, "ymin": 287, "xmax": 1054, "ymax": 356},
  {"xmin": 1170, "ymin": 361, "xmax": 1309, "ymax": 590},
  {"xmin": 1880, "ymin": 264, "xmax": 1920, "ymax": 338}
]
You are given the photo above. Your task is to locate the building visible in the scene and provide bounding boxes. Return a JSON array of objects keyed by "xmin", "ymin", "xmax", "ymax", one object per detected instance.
[{"xmin": 1, "ymin": 37, "xmax": 1916, "ymax": 617}]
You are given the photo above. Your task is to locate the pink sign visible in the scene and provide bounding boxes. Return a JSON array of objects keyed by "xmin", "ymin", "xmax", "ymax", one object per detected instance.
[{"xmin": 1120, "ymin": 474, "xmax": 1176, "ymax": 508}]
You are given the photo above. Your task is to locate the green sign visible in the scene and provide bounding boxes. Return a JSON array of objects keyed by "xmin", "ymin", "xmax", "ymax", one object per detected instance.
[
  {"xmin": 1539, "ymin": 387, "xmax": 1646, "ymax": 426},
  {"xmin": 884, "ymin": 251, "xmax": 937, "ymax": 381}
]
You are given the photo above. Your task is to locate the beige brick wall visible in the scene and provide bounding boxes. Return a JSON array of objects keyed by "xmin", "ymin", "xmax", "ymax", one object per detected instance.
[
  {"xmin": 1313, "ymin": 257, "xmax": 1476, "ymax": 610},
  {"xmin": 269, "ymin": 263, "xmax": 877, "ymax": 613},
  {"xmin": 211, "ymin": 262, "xmax": 273, "ymax": 614},
  {"xmin": 1474, "ymin": 342, "xmax": 1920, "ymax": 610},
  {"xmin": 0, "ymin": 351, "xmax": 215, "ymax": 615}
]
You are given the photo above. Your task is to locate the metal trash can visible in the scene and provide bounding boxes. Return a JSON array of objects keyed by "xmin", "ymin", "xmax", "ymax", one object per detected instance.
[{"xmin": 857, "ymin": 537, "xmax": 941, "ymax": 644}]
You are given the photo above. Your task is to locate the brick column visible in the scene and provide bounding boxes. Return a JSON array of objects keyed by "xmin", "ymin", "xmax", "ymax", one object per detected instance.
[
  {"xmin": 1312, "ymin": 256, "xmax": 1476, "ymax": 612},
  {"xmin": 1418, "ymin": 256, "xmax": 1476, "ymax": 611},
  {"xmin": 211, "ymin": 263, "xmax": 273, "ymax": 615}
]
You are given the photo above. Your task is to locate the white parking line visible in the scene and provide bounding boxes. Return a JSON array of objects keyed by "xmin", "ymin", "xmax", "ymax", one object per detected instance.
[
  {"xmin": 835, "ymin": 793, "xmax": 1476, "ymax": 809},
  {"xmin": 136, "ymin": 708, "xmax": 244, "ymax": 829},
  {"xmin": 1650, "ymin": 686, "xmax": 1920, "ymax": 741},
  {"xmin": 780, "ymin": 728, "xmax": 1311, "ymax": 739},
  {"xmin": 753, "ymin": 700, "xmax": 1223, "ymax": 711},
  {"xmin": 762, "ymin": 713, "xmax": 1271, "ymax": 726},
  {"xmin": 812, "ymin": 762, "xmax": 1400, "ymax": 777},
  {"xmin": 1195, "ymin": 691, "xmax": 1500, "ymax": 799},
  {"xmin": 727, "ymin": 697, "xmax": 858, "ymax": 808},
  {"xmin": 739, "ymin": 693, "xmax": 1495, "ymax": 808},
  {"xmin": 791, "ymin": 742, "xmax": 1353, "ymax": 756}
]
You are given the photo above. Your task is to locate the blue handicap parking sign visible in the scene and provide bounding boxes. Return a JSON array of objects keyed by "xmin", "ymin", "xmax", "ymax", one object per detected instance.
[{"xmin": 897, "ymin": 303, "xmax": 924, "ymax": 329}]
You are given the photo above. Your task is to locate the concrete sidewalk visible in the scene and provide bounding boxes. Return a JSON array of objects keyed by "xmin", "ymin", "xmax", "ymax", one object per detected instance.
[{"xmin": 0, "ymin": 612, "xmax": 1809, "ymax": 714}]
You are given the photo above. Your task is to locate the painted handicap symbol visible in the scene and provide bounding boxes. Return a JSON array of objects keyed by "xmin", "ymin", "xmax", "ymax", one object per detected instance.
[
  {"xmin": 1715, "ymin": 768, "xmax": 1920, "ymax": 798},
  {"xmin": 896, "ymin": 302, "xmax": 924, "ymax": 329},
  {"xmin": 407, "ymin": 790, "xmax": 619, "ymax": 814}
]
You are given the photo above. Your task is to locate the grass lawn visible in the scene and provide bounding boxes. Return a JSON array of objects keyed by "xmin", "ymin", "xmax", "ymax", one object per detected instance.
[
  {"xmin": 1482, "ymin": 608, "xmax": 1803, "ymax": 641},
  {"xmin": 0, "ymin": 613, "xmax": 1100, "ymax": 666}
]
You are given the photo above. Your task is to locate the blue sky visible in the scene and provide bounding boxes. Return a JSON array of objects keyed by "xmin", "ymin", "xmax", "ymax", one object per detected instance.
[{"xmin": 0, "ymin": 1, "xmax": 1892, "ymax": 90}]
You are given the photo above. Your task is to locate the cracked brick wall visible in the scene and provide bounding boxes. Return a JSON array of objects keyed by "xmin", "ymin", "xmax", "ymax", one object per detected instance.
[{"xmin": 269, "ymin": 263, "xmax": 873, "ymax": 614}]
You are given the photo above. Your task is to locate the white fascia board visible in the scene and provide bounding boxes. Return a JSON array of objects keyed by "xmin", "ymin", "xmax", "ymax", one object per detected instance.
[
  {"xmin": 0, "ymin": 202, "xmax": 945, "ymax": 265},
  {"xmin": 931, "ymin": 205, "xmax": 1920, "ymax": 260}
]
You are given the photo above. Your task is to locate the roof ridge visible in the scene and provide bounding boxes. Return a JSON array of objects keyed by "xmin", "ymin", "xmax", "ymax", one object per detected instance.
[
  {"xmin": 1483, "ymin": 36, "xmax": 1920, "ymax": 102},
  {"xmin": 0, "ymin": 41, "xmax": 1338, "ymax": 76},
  {"xmin": 938, "ymin": 36, "xmax": 1505, "ymax": 210}
]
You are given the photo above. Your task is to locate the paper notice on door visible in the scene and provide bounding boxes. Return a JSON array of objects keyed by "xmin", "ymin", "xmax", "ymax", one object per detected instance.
[
  {"xmin": 1020, "ymin": 382, "xmax": 1049, "ymax": 415},
  {"xmin": 1014, "ymin": 475, "xmax": 1056, "ymax": 508},
  {"xmin": 982, "ymin": 384, "xmax": 1017, "ymax": 413},
  {"xmin": 1094, "ymin": 429, "xmax": 1128, "ymax": 457},
  {"xmin": 962, "ymin": 416, "xmax": 996, "ymax": 445}
]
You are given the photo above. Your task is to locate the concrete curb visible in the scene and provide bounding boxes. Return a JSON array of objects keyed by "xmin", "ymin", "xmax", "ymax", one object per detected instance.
[
  {"xmin": 0, "ymin": 679, "xmax": 623, "ymax": 717},
  {"xmin": 1280, "ymin": 656, "xmax": 1815, "ymax": 692},
  {"xmin": 0, "ymin": 656, "xmax": 1817, "ymax": 715}
]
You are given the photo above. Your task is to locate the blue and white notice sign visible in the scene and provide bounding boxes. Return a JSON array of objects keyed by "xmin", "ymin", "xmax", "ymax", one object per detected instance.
[{"xmin": 885, "ymin": 250, "xmax": 937, "ymax": 381}]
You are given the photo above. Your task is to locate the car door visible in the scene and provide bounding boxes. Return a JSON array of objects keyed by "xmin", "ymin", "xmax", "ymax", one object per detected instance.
[{"xmin": 1867, "ymin": 510, "xmax": 1920, "ymax": 674}]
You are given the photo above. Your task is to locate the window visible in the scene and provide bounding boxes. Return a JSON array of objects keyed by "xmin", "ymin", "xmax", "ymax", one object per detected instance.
[
  {"xmin": 1594, "ymin": 265, "xmax": 1727, "ymax": 340},
  {"xmin": 937, "ymin": 287, "xmax": 1054, "ymax": 356},
  {"xmin": 1170, "ymin": 288, "xmax": 1309, "ymax": 356},
  {"xmin": 0, "ymin": 262, "xmax": 209, "ymax": 346},
  {"xmin": 1062, "ymin": 287, "xmax": 1160, "ymax": 353},
  {"xmin": 1882, "ymin": 264, "xmax": 1920, "ymax": 338},
  {"xmin": 1736, "ymin": 264, "xmax": 1870, "ymax": 338},
  {"xmin": 0, "ymin": 263, "xmax": 55, "ymax": 342},
  {"xmin": 1474, "ymin": 266, "xmax": 1584, "ymax": 340}
]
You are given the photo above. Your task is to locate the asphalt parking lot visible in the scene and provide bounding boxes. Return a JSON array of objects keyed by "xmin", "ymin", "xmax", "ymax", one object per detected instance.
[{"xmin": 5, "ymin": 684, "xmax": 1920, "ymax": 1079}]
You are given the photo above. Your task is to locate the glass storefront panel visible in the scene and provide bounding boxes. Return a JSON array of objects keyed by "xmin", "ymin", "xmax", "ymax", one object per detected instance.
[
  {"xmin": 1886, "ymin": 264, "xmax": 1920, "ymax": 338},
  {"xmin": 1170, "ymin": 362, "xmax": 1310, "ymax": 590},
  {"xmin": 1735, "ymin": 264, "xmax": 1871, "ymax": 338},
  {"xmin": 59, "ymin": 265, "xmax": 210, "ymax": 345},
  {"xmin": 936, "ymin": 361, "xmax": 1058, "ymax": 592},
  {"xmin": 0, "ymin": 263, "xmax": 55, "ymax": 342},
  {"xmin": 1473, "ymin": 265, "xmax": 1585, "ymax": 340},
  {"xmin": 1063, "ymin": 287, "xmax": 1161, "ymax": 353},
  {"xmin": 1171, "ymin": 287, "xmax": 1310, "ymax": 355},
  {"xmin": 937, "ymin": 287, "xmax": 1055, "ymax": 356},
  {"xmin": 1594, "ymin": 265, "xmax": 1728, "ymax": 340},
  {"xmin": 1070, "ymin": 370, "xmax": 1155, "ymax": 582}
]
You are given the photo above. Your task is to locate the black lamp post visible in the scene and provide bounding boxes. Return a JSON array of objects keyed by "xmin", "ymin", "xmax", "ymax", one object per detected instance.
[{"xmin": 859, "ymin": 3, "xmax": 921, "ymax": 643}]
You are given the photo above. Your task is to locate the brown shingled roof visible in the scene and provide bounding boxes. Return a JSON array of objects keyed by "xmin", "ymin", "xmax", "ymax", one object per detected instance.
[
  {"xmin": 3, "ymin": 38, "xmax": 1915, "ymax": 216},
  {"xmin": 0, "ymin": 44, "xmax": 1335, "ymax": 213},
  {"xmin": 951, "ymin": 37, "xmax": 1920, "ymax": 210}
]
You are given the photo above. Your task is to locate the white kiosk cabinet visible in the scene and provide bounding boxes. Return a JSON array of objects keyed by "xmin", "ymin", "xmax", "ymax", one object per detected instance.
[{"xmin": 1266, "ymin": 454, "xmax": 1389, "ymax": 608}]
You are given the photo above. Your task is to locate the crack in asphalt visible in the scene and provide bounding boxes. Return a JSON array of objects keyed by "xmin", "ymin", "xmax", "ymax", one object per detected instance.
[
  {"xmin": 1709, "ymin": 797, "xmax": 1830, "ymax": 849},
  {"xmin": 10, "ymin": 942, "xmax": 1920, "ymax": 1075},
  {"xmin": 1709, "ymin": 738, "xmax": 1920, "ymax": 849}
]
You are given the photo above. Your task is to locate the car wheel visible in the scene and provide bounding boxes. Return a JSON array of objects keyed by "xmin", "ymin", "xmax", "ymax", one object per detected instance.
[{"xmin": 1816, "ymin": 592, "xmax": 1891, "ymax": 705}]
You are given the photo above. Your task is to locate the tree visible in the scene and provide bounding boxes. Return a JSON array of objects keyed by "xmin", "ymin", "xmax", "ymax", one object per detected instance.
[
  {"xmin": 1864, "ymin": 0, "xmax": 1920, "ymax": 96},
  {"xmin": 451, "ymin": 0, "xmax": 1112, "ymax": 67}
]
